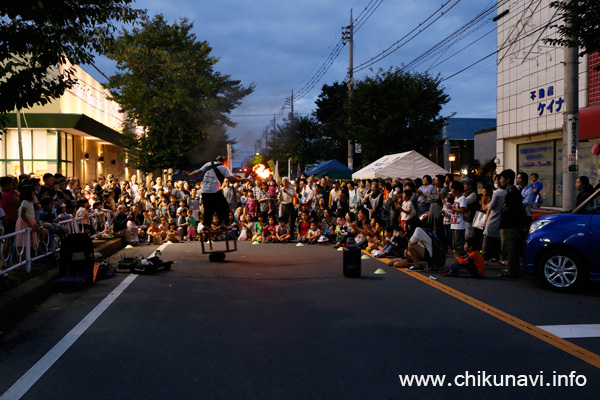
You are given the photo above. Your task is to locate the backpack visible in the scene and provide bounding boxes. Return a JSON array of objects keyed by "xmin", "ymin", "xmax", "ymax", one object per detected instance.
[{"xmin": 425, "ymin": 230, "xmax": 446, "ymax": 269}]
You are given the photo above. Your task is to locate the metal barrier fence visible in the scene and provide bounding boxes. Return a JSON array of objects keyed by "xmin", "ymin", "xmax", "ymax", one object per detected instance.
[{"xmin": 0, "ymin": 209, "xmax": 113, "ymax": 274}]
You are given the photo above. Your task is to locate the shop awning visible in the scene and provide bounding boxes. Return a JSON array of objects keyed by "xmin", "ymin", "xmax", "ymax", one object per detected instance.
[
  {"xmin": 580, "ymin": 104, "xmax": 600, "ymax": 141},
  {"xmin": 3, "ymin": 113, "xmax": 125, "ymax": 147}
]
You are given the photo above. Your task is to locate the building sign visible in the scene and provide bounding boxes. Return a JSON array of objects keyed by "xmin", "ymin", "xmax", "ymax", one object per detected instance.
[
  {"xmin": 529, "ymin": 86, "xmax": 564, "ymax": 117},
  {"xmin": 567, "ymin": 114, "xmax": 579, "ymax": 173},
  {"xmin": 519, "ymin": 143, "xmax": 553, "ymax": 167},
  {"xmin": 67, "ymin": 80, "xmax": 123, "ymax": 122}
]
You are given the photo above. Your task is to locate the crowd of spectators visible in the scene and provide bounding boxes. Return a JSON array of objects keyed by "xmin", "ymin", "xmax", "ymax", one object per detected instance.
[{"xmin": 1, "ymin": 168, "xmax": 599, "ymax": 277}]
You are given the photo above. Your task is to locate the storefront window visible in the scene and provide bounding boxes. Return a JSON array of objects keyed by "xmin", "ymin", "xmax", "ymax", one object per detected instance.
[
  {"xmin": 33, "ymin": 161, "xmax": 48, "ymax": 177},
  {"xmin": 58, "ymin": 132, "xmax": 74, "ymax": 176},
  {"xmin": 6, "ymin": 130, "xmax": 32, "ymax": 159},
  {"xmin": 46, "ymin": 131, "xmax": 58, "ymax": 159},
  {"xmin": 578, "ymin": 139, "xmax": 600, "ymax": 188},
  {"xmin": 518, "ymin": 140, "xmax": 560, "ymax": 207},
  {"xmin": 33, "ymin": 130, "xmax": 51, "ymax": 159},
  {"xmin": 66, "ymin": 134, "xmax": 73, "ymax": 160},
  {"xmin": 60, "ymin": 132, "xmax": 66, "ymax": 161}
]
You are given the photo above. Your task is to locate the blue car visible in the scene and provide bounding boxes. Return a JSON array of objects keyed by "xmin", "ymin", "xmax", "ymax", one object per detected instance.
[{"xmin": 524, "ymin": 189, "xmax": 600, "ymax": 292}]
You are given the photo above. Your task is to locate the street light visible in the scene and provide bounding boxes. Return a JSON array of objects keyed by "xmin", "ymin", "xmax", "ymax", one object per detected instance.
[{"xmin": 448, "ymin": 153, "xmax": 456, "ymax": 175}]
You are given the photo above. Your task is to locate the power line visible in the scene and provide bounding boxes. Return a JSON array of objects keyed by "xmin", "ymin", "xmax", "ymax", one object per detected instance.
[
  {"xmin": 353, "ymin": 0, "xmax": 463, "ymax": 73},
  {"xmin": 426, "ymin": 25, "xmax": 497, "ymax": 72},
  {"xmin": 354, "ymin": 0, "xmax": 384, "ymax": 34},
  {"xmin": 441, "ymin": 13, "xmax": 564, "ymax": 82},
  {"xmin": 441, "ymin": 50, "xmax": 497, "ymax": 82},
  {"xmin": 293, "ymin": 0, "xmax": 384, "ymax": 101},
  {"xmin": 403, "ymin": 0, "xmax": 504, "ymax": 72}
]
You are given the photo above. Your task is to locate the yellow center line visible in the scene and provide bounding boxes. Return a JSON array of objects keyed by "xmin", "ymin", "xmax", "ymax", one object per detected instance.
[{"xmin": 368, "ymin": 252, "xmax": 600, "ymax": 369}]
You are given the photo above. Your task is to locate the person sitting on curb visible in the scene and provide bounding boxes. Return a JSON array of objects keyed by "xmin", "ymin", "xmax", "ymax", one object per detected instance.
[{"xmin": 439, "ymin": 237, "xmax": 486, "ymax": 278}]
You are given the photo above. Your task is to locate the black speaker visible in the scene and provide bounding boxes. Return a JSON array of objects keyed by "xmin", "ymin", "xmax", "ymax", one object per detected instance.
[{"xmin": 343, "ymin": 248, "xmax": 361, "ymax": 278}]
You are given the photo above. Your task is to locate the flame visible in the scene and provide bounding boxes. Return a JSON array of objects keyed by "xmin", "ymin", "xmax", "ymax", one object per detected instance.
[{"xmin": 252, "ymin": 164, "xmax": 272, "ymax": 180}]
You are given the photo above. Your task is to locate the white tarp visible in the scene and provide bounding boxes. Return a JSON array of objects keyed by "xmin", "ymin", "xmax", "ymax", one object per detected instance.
[{"xmin": 352, "ymin": 150, "xmax": 449, "ymax": 180}]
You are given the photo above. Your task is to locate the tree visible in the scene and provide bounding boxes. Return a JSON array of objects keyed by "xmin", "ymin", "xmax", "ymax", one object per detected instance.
[
  {"xmin": 263, "ymin": 113, "xmax": 324, "ymax": 174},
  {"xmin": 104, "ymin": 14, "xmax": 254, "ymax": 172},
  {"xmin": 347, "ymin": 67, "xmax": 450, "ymax": 166},
  {"xmin": 313, "ymin": 82, "xmax": 350, "ymax": 162},
  {"xmin": 544, "ymin": 0, "xmax": 600, "ymax": 57},
  {"xmin": 189, "ymin": 125, "xmax": 239, "ymax": 167},
  {"xmin": 0, "ymin": 1, "xmax": 144, "ymax": 114}
]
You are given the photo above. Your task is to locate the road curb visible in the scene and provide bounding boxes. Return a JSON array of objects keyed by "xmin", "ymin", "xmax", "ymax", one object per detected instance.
[{"xmin": 0, "ymin": 237, "xmax": 125, "ymax": 325}]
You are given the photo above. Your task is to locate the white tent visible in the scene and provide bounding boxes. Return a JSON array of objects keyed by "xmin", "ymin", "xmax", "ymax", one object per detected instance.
[{"xmin": 352, "ymin": 150, "xmax": 449, "ymax": 180}]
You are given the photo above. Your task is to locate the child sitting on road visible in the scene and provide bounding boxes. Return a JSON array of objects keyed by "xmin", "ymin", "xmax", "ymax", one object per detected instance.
[
  {"xmin": 276, "ymin": 217, "xmax": 291, "ymax": 243},
  {"xmin": 367, "ymin": 218, "xmax": 385, "ymax": 253},
  {"xmin": 375, "ymin": 226, "xmax": 406, "ymax": 258},
  {"xmin": 147, "ymin": 219, "xmax": 163, "ymax": 244},
  {"xmin": 296, "ymin": 211, "xmax": 310, "ymax": 244},
  {"xmin": 196, "ymin": 215, "xmax": 204, "ymax": 234},
  {"xmin": 252, "ymin": 214, "xmax": 264, "ymax": 243},
  {"xmin": 210, "ymin": 215, "xmax": 225, "ymax": 241},
  {"xmin": 440, "ymin": 237, "xmax": 486, "ymax": 278},
  {"xmin": 166, "ymin": 222, "xmax": 180, "ymax": 243},
  {"xmin": 306, "ymin": 221, "xmax": 321, "ymax": 244},
  {"xmin": 158, "ymin": 216, "xmax": 170, "ymax": 239},
  {"xmin": 238, "ymin": 214, "xmax": 254, "ymax": 241},
  {"xmin": 263, "ymin": 216, "xmax": 278, "ymax": 243},
  {"xmin": 332, "ymin": 215, "xmax": 349, "ymax": 248}
]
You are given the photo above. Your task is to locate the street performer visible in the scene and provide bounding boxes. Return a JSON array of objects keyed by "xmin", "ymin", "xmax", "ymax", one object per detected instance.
[{"xmin": 183, "ymin": 155, "xmax": 246, "ymax": 228}]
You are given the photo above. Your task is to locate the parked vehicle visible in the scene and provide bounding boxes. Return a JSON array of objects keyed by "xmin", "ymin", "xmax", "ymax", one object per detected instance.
[{"xmin": 524, "ymin": 189, "xmax": 600, "ymax": 292}]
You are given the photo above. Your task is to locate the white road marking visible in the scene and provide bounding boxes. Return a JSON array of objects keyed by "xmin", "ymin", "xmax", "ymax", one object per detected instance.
[
  {"xmin": 537, "ymin": 324, "xmax": 600, "ymax": 339},
  {"xmin": 1, "ymin": 242, "xmax": 170, "ymax": 400},
  {"xmin": 0, "ymin": 274, "xmax": 138, "ymax": 400}
]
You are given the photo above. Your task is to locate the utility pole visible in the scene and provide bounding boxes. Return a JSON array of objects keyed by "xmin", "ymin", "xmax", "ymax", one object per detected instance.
[
  {"xmin": 562, "ymin": 0, "xmax": 578, "ymax": 211},
  {"xmin": 263, "ymin": 128, "xmax": 268, "ymax": 153},
  {"xmin": 343, "ymin": 10, "xmax": 354, "ymax": 170},
  {"xmin": 290, "ymin": 89, "xmax": 294, "ymax": 134},
  {"xmin": 16, "ymin": 108, "xmax": 24, "ymax": 175}
]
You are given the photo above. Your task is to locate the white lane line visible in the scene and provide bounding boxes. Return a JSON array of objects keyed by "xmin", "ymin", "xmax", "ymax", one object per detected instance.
[
  {"xmin": 150, "ymin": 242, "xmax": 170, "ymax": 258},
  {"xmin": 0, "ymin": 271, "xmax": 142, "ymax": 399},
  {"xmin": 1, "ymin": 243, "xmax": 172, "ymax": 399},
  {"xmin": 537, "ymin": 324, "xmax": 600, "ymax": 339}
]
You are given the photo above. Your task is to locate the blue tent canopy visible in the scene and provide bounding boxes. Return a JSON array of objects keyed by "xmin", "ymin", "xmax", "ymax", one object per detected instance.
[{"xmin": 304, "ymin": 160, "xmax": 353, "ymax": 179}]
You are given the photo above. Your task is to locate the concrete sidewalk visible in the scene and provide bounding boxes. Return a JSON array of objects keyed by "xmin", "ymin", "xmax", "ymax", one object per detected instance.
[{"xmin": 0, "ymin": 237, "xmax": 125, "ymax": 326}]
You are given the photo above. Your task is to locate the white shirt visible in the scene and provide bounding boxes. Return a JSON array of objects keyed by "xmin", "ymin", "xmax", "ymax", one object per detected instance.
[
  {"xmin": 451, "ymin": 195, "xmax": 467, "ymax": 230},
  {"xmin": 410, "ymin": 227, "xmax": 433, "ymax": 256},
  {"xmin": 302, "ymin": 186, "xmax": 314, "ymax": 208},
  {"xmin": 199, "ymin": 162, "xmax": 233, "ymax": 193},
  {"xmin": 19, "ymin": 200, "xmax": 35, "ymax": 218}
]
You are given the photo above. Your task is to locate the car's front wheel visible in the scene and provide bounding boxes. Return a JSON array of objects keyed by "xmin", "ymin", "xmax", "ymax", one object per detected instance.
[{"xmin": 538, "ymin": 249, "xmax": 586, "ymax": 292}]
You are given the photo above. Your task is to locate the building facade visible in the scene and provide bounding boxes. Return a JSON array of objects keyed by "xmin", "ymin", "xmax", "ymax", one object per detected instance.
[
  {"xmin": 435, "ymin": 117, "xmax": 496, "ymax": 175},
  {"xmin": 2, "ymin": 63, "xmax": 139, "ymax": 183},
  {"xmin": 496, "ymin": 0, "xmax": 600, "ymax": 208}
]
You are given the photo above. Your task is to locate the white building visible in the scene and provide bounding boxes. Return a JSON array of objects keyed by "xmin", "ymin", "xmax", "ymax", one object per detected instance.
[
  {"xmin": 496, "ymin": 0, "xmax": 600, "ymax": 207},
  {"xmin": 3, "ymin": 62, "xmax": 140, "ymax": 183}
]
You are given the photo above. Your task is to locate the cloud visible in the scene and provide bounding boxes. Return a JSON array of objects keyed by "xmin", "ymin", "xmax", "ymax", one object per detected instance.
[{"xmin": 88, "ymin": 0, "xmax": 498, "ymax": 166}]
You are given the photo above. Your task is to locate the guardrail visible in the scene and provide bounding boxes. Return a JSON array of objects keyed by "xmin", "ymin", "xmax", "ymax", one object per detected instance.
[{"xmin": 0, "ymin": 209, "xmax": 114, "ymax": 274}]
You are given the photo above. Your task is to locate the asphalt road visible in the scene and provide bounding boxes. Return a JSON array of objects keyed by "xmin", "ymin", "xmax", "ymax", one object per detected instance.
[{"xmin": 1, "ymin": 240, "xmax": 599, "ymax": 400}]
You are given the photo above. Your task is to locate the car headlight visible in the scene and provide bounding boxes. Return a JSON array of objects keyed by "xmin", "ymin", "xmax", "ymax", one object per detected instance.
[{"xmin": 529, "ymin": 219, "xmax": 553, "ymax": 234}]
